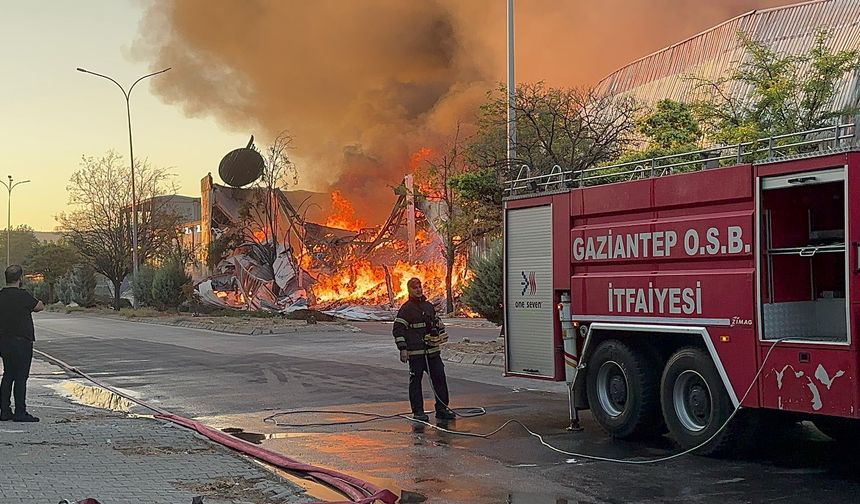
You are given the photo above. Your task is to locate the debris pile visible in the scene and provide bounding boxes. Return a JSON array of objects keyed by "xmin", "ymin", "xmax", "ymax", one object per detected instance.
[{"xmin": 194, "ymin": 170, "xmax": 468, "ymax": 321}]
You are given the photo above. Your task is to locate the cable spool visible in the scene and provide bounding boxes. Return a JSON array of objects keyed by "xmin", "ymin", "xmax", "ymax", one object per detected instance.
[{"xmin": 218, "ymin": 135, "xmax": 264, "ymax": 187}]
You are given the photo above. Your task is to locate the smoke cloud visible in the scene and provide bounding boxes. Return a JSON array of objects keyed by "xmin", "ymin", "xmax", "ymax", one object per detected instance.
[{"xmin": 134, "ymin": 0, "xmax": 790, "ymax": 222}]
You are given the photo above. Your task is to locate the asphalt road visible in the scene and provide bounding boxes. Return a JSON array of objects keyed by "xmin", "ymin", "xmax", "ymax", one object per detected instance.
[{"xmin": 31, "ymin": 313, "xmax": 860, "ymax": 504}]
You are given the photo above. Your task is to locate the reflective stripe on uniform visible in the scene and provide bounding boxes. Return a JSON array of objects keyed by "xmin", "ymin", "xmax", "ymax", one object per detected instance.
[
  {"xmin": 394, "ymin": 318, "xmax": 409, "ymax": 327},
  {"xmin": 410, "ymin": 322, "xmax": 426, "ymax": 328},
  {"xmin": 407, "ymin": 347, "xmax": 441, "ymax": 356},
  {"xmin": 394, "ymin": 337, "xmax": 406, "ymax": 344}
]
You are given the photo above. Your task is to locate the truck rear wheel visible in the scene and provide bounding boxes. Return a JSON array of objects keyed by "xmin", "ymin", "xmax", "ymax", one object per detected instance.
[
  {"xmin": 660, "ymin": 347, "xmax": 737, "ymax": 455},
  {"xmin": 814, "ymin": 417, "xmax": 860, "ymax": 448},
  {"xmin": 585, "ymin": 340, "xmax": 662, "ymax": 439}
]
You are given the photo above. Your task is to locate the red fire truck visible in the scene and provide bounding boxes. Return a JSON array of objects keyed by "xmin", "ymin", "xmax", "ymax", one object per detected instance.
[{"xmin": 504, "ymin": 123, "xmax": 860, "ymax": 454}]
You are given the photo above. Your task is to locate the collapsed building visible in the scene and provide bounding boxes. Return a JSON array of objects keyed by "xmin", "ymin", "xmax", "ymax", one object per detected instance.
[{"xmin": 189, "ymin": 143, "xmax": 464, "ymax": 320}]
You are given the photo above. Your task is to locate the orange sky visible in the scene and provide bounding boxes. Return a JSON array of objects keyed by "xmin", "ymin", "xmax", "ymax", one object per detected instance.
[{"xmin": 1, "ymin": 0, "xmax": 794, "ymax": 231}]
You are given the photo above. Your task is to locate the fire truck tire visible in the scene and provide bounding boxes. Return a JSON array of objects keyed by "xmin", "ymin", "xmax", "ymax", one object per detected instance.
[
  {"xmin": 660, "ymin": 347, "xmax": 736, "ymax": 455},
  {"xmin": 585, "ymin": 340, "xmax": 663, "ymax": 439},
  {"xmin": 814, "ymin": 417, "xmax": 860, "ymax": 447}
]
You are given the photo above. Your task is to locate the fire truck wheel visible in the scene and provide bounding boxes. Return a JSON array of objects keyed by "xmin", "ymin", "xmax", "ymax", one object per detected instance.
[
  {"xmin": 661, "ymin": 347, "xmax": 736, "ymax": 455},
  {"xmin": 814, "ymin": 417, "xmax": 860, "ymax": 447},
  {"xmin": 585, "ymin": 340, "xmax": 662, "ymax": 439}
]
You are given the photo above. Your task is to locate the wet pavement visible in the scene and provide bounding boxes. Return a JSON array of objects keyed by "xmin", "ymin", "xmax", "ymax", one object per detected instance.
[
  {"xmin": 32, "ymin": 313, "xmax": 860, "ymax": 503},
  {"xmin": 0, "ymin": 359, "xmax": 311, "ymax": 504}
]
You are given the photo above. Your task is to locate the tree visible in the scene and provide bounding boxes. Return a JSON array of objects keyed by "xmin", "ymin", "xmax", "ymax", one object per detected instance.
[
  {"xmin": 58, "ymin": 151, "xmax": 180, "ymax": 309},
  {"xmin": 0, "ymin": 225, "xmax": 38, "ymax": 267},
  {"xmin": 610, "ymin": 99, "xmax": 704, "ymax": 167},
  {"xmin": 151, "ymin": 260, "xmax": 190, "ymax": 310},
  {"xmin": 24, "ymin": 278, "xmax": 50, "ymax": 303},
  {"xmin": 639, "ymin": 99, "xmax": 702, "ymax": 150},
  {"xmin": 132, "ymin": 264, "xmax": 157, "ymax": 307},
  {"xmin": 417, "ymin": 125, "xmax": 491, "ymax": 314},
  {"xmin": 461, "ymin": 241, "xmax": 503, "ymax": 325},
  {"xmin": 448, "ymin": 166, "xmax": 504, "ymax": 241},
  {"xmin": 239, "ymin": 131, "xmax": 298, "ymax": 272},
  {"xmin": 23, "ymin": 242, "xmax": 78, "ymax": 303},
  {"xmin": 693, "ymin": 29, "xmax": 860, "ymax": 144},
  {"xmin": 471, "ymin": 82, "xmax": 641, "ymax": 177},
  {"xmin": 69, "ymin": 264, "xmax": 97, "ymax": 307},
  {"xmin": 55, "ymin": 274, "xmax": 73, "ymax": 304},
  {"xmin": 455, "ymin": 82, "xmax": 640, "ymax": 234}
]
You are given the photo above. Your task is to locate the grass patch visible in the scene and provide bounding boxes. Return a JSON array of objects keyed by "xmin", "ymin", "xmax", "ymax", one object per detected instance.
[{"xmin": 118, "ymin": 307, "xmax": 162, "ymax": 318}]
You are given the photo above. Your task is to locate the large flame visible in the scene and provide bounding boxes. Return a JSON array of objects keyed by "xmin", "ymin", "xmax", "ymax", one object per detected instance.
[
  {"xmin": 313, "ymin": 258, "xmax": 470, "ymax": 306},
  {"xmin": 311, "ymin": 182, "xmax": 473, "ymax": 312},
  {"xmin": 325, "ymin": 190, "xmax": 367, "ymax": 231},
  {"xmin": 409, "ymin": 147, "xmax": 432, "ymax": 172}
]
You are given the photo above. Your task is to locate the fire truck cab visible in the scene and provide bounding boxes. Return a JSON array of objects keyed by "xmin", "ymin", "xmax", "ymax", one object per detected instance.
[{"xmin": 504, "ymin": 124, "xmax": 860, "ymax": 453}]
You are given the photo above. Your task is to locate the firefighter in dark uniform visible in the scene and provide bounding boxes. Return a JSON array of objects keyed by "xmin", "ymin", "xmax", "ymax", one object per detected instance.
[{"xmin": 393, "ymin": 277, "xmax": 455, "ymax": 421}]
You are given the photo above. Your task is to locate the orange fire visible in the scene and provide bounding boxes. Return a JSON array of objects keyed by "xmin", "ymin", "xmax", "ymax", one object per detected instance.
[
  {"xmin": 313, "ymin": 257, "xmax": 470, "ymax": 307},
  {"xmin": 252, "ymin": 229, "xmax": 268, "ymax": 243},
  {"xmin": 325, "ymin": 191, "xmax": 367, "ymax": 231},
  {"xmin": 409, "ymin": 147, "xmax": 432, "ymax": 172},
  {"xmin": 309, "ymin": 182, "xmax": 475, "ymax": 314},
  {"xmin": 409, "ymin": 147, "xmax": 445, "ymax": 198}
]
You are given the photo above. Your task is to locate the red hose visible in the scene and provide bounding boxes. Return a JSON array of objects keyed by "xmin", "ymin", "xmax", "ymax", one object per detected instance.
[
  {"xmin": 155, "ymin": 414, "xmax": 398, "ymax": 504},
  {"xmin": 34, "ymin": 350, "xmax": 398, "ymax": 504}
]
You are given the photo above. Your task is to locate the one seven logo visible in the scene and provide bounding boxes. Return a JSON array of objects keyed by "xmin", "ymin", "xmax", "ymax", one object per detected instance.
[{"xmin": 520, "ymin": 271, "xmax": 537, "ymax": 296}]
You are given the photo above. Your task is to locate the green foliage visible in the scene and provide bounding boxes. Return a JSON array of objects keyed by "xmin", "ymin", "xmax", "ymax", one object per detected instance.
[
  {"xmin": 151, "ymin": 261, "xmax": 190, "ymax": 310},
  {"xmin": 449, "ymin": 167, "xmax": 503, "ymax": 207},
  {"xmin": 24, "ymin": 279, "xmax": 50, "ymax": 303},
  {"xmin": 461, "ymin": 242, "xmax": 503, "ymax": 325},
  {"xmin": 23, "ymin": 241, "xmax": 78, "ymax": 303},
  {"xmin": 693, "ymin": 29, "xmax": 860, "ymax": 144},
  {"xmin": 55, "ymin": 275, "xmax": 73, "ymax": 304},
  {"xmin": 70, "ymin": 264, "xmax": 97, "ymax": 307},
  {"xmin": 639, "ymin": 100, "xmax": 701, "ymax": 150},
  {"xmin": 133, "ymin": 264, "xmax": 157, "ymax": 307},
  {"xmin": 119, "ymin": 307, "xmax": 161, "ymax": 318},
  {"xmin": 0, "ymin": 225, "xmax": 39, "ymax": 267}
]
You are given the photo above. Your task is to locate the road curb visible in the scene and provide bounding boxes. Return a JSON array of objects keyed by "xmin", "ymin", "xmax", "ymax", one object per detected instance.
[
  {"xmin": 68, "ymin": 312, "xmax": 357, "ymax": 335},
  {"xmin": 441, "ymin": 348, "xmax": 504, "ymax": 368}
]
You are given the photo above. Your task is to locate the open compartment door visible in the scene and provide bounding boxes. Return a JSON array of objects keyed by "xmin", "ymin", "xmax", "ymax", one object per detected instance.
[
  {"xmin": 759, "ymin": 167, "xmax": 849, "ymax": 343},
  {"xmin": 505, "ymin": 204, "xmax": 556, "ymax": 377}
]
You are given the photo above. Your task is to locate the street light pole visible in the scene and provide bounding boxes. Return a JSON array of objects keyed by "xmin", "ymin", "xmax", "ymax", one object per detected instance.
[
  {"xmin": 507, "ymin": 0, "xmax": 517, "ymax": 163},
  {"xmin": 0, "ymin": 176, "xmax": 31, "ymax": 268},
  {"xmin": 77, "ymin": 66, "xmax": 171, "ymax": 307}
]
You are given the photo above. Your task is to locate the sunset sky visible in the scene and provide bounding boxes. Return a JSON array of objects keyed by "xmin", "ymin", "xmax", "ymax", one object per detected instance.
[
  {"xmin": 1, "ymin": 0, "xmax": 238, "ymax": 231},
  {"xmin": 1, "ymin": 0, "xmax": 792, "ymax": 232}
]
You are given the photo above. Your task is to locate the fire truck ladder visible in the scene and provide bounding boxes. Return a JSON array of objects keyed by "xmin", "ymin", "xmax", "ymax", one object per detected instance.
[{"xmin": 505, "ymin": 120, "xmax": 859, "ymax": 197}]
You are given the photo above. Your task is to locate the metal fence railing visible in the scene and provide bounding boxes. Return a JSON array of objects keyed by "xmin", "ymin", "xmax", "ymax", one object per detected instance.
[{"xmin": 505, "ymin": 121, "xmax": 858, "ymax": 197}]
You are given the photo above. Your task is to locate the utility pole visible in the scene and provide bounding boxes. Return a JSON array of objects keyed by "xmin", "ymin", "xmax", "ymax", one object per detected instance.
[
  {"xmin": 507, "ymin": 0, "xmax": 517, "ymax": 163},
  {"xmin": 0, "ymin": 176, "xmax": 30, "ymax": 268},
  {"xmin": 77, "ymin": 66, "xmax": 171, "ymax": 307}
]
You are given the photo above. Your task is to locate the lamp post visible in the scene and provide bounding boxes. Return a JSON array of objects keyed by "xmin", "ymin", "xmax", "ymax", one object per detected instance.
[
  {"xmin": 76, "ymin": 66, "xmax": 171, "ymax": 307},
  {"xmin": 507, "ymin": 0, "xmax": 516, "ymax": 163},
  {"xmin": 0, "ymin": 176, "xmax": 30, "ymax": 267}
]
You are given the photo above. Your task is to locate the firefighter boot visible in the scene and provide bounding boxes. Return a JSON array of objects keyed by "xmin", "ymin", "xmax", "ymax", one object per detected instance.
[{"xmin": 435, "ymin": 408, "xmax": 456, "ymax": 420}]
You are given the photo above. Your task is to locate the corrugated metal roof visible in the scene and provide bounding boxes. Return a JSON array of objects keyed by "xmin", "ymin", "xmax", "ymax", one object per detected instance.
[{"xmin": 596, "ymin": 0, "xmax": 860, "ymax": 111}]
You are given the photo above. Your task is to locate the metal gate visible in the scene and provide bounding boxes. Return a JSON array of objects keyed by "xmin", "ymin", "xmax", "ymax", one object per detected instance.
[{"xmin": 505, "ymin": 205, "xmax": 555, "ymax": 378}]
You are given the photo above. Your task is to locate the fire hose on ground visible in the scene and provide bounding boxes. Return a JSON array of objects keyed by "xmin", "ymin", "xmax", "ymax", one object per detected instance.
[
  {"xmin": 37, "ymin": 336, "xmax": 795, "ymax": 504},
  {"xmin": 33, "ymin": 349, "xmax": 398, "ymax": 504},
  {"xmin": 264, "ymin": 338, "xmax": 798, "ymax": 465}
]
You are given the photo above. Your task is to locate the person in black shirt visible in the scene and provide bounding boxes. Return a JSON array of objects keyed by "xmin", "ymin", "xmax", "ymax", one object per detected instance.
[{"xmin": 0, "ymin": 264, "xmax": 44, "ymax": 422}]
